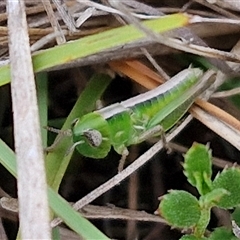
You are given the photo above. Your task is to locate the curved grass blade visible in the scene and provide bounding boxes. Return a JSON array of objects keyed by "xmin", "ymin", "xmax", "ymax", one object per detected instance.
[
  {"xmin": 0, "ymin": 13, "xmax": 189, "ymax": 87},
  {"xmin": 46, "ymin": 73, "xmax": 112, "ymax": 190},
  {"xmin": 0, "ymin": 138, "xmax": 109, "ymax": 239},
  {"xmin": 36, "ymin": 72, "xmax": 48, "ymax": 148}
]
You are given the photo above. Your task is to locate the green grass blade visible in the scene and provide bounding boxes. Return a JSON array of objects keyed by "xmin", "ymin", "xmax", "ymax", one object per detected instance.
[
  {"xmin": 52, "ymin": 227, "xmax": 61, "ymax": 240},
  {"xmin": 46, "ymin": 74, "xmax": 112, "ymax": 190},
  {"xmin": 48, "ymin": 188, "xmax": 109, "ymax": 239},
  {"xmin": 0, "ymin": 65, "xmax": 10, "ymax": 87},
  {"xmin": 0, "ymin": 138, "xmax": 109, "ymax": 239},
  {"xmin": 0, "ymin": 139, "xmax": 17, "ymax": 177},
  {"xmin": 36, "ymin": 72, "xmax": 48, "ymax": 148},
  {"xmin": 0, "ymin": 13, "xmax": 189, "ymax": 87}
]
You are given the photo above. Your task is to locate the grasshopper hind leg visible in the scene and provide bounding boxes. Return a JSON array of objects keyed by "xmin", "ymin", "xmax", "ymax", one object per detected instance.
[
  {"xmin": 117, "ymin": 125, "xmax": 172, "ymax": 172},
  {"xmin": 137, "ymin": 125, "xmax": 171, "ymax": 152}
]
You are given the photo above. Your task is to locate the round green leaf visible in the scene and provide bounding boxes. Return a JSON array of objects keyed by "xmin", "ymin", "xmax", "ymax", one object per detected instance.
[
  {"xmin": 159, "ymin": 190, "xmax": 201, "ymax": 228},
  {"xmin": 183, "ymin": 143, "xmax": 212, "ymax": 195},
  {"xmin": 209, "ymin": 227, "xmax": 238, "ymax": 240},
  {"xmin": 232, "ymin": 207, "xmax": 240, "ymax": 225},
  {"xmin": 212, "ymin": 168, "xmax": 240, "ymax": 209},
  {"xmin": 200, "ymin": 188, "xmax": 229, "ymax": 208}
]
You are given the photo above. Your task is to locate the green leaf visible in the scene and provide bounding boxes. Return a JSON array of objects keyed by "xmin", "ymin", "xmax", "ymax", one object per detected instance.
[
  {"xmin": 200, "ymin": 188, "xmax": 229, "ymax": 208},
  {"xmin": 232, "ymin": 207, "xmax": 240, "ymax": 226},
  {"xmin": 212, "ymin": 168, "xmax": 240, "ymax": 209},
  {"xmin": 209, "ymin": 227, "xmax": 238, "ymax": 240},
  {"xmin": 0, "ymin": 13, "xmax": 190, "ymax": 87},
  {"xmin": 159, "ymin": 190, "xmax": 201, "ymax": 228},
  {"xmin": 183, "ymin": 143, "xmax": 212, "ymax": 195},
  {"xmin": 180, "ymin": 235, "xmax": 207, "ymax": 240}
]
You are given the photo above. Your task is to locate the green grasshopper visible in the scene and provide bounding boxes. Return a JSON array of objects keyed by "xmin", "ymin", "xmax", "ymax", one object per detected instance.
[{"xmin": 62, "ymin": 68, "xmax": 213, "ymax": 170}]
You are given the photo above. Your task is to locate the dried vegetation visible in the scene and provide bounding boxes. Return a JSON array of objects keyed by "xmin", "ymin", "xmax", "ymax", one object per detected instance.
[{"xmin": 1, "ymin": 0, "xmax": 240, "ymax": 239}]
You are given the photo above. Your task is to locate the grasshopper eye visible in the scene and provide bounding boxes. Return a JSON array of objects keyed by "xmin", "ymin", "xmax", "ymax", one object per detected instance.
[{"xmin": 83, "ymin": 129, "xmax": 102, "ymax": 147}]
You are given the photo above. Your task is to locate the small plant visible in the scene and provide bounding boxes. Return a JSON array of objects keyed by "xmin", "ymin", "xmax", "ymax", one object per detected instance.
[{"xmin": 158, "ymin": 143, "xmax": 240, "ymax": 240}]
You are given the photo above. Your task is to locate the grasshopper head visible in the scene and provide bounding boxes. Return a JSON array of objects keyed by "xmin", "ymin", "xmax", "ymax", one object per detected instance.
[{"xmin": 71, "ymin": 112, "xmax": 111, "ymax": 159}]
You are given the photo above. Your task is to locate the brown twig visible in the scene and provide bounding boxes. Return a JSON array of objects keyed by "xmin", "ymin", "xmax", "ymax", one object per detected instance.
[{"xmin": 195, "ymin": 98, "xmax": 240, "ymax": 132}]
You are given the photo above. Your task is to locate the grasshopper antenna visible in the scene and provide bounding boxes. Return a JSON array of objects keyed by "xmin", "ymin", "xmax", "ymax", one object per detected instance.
[
  {"xmin": 44, "ymin": 126, "xmax": 72, "ymax": 153},
  {"xmin": 44, "ymin": 126, "xmax": 72, "ymax": 136}
]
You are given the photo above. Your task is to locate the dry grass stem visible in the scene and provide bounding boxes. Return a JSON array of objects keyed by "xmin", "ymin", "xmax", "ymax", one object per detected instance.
[
  {"xmin": 190, "ymin": 106, "xmax": 240, "ymax": 151},
  {"xmin": 195, "ymin": 99, "xmax": 240, "ymax": 132},
  {"xmin": 7, "ymin": 0, "xmax": 51, "ymax": 238}
]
